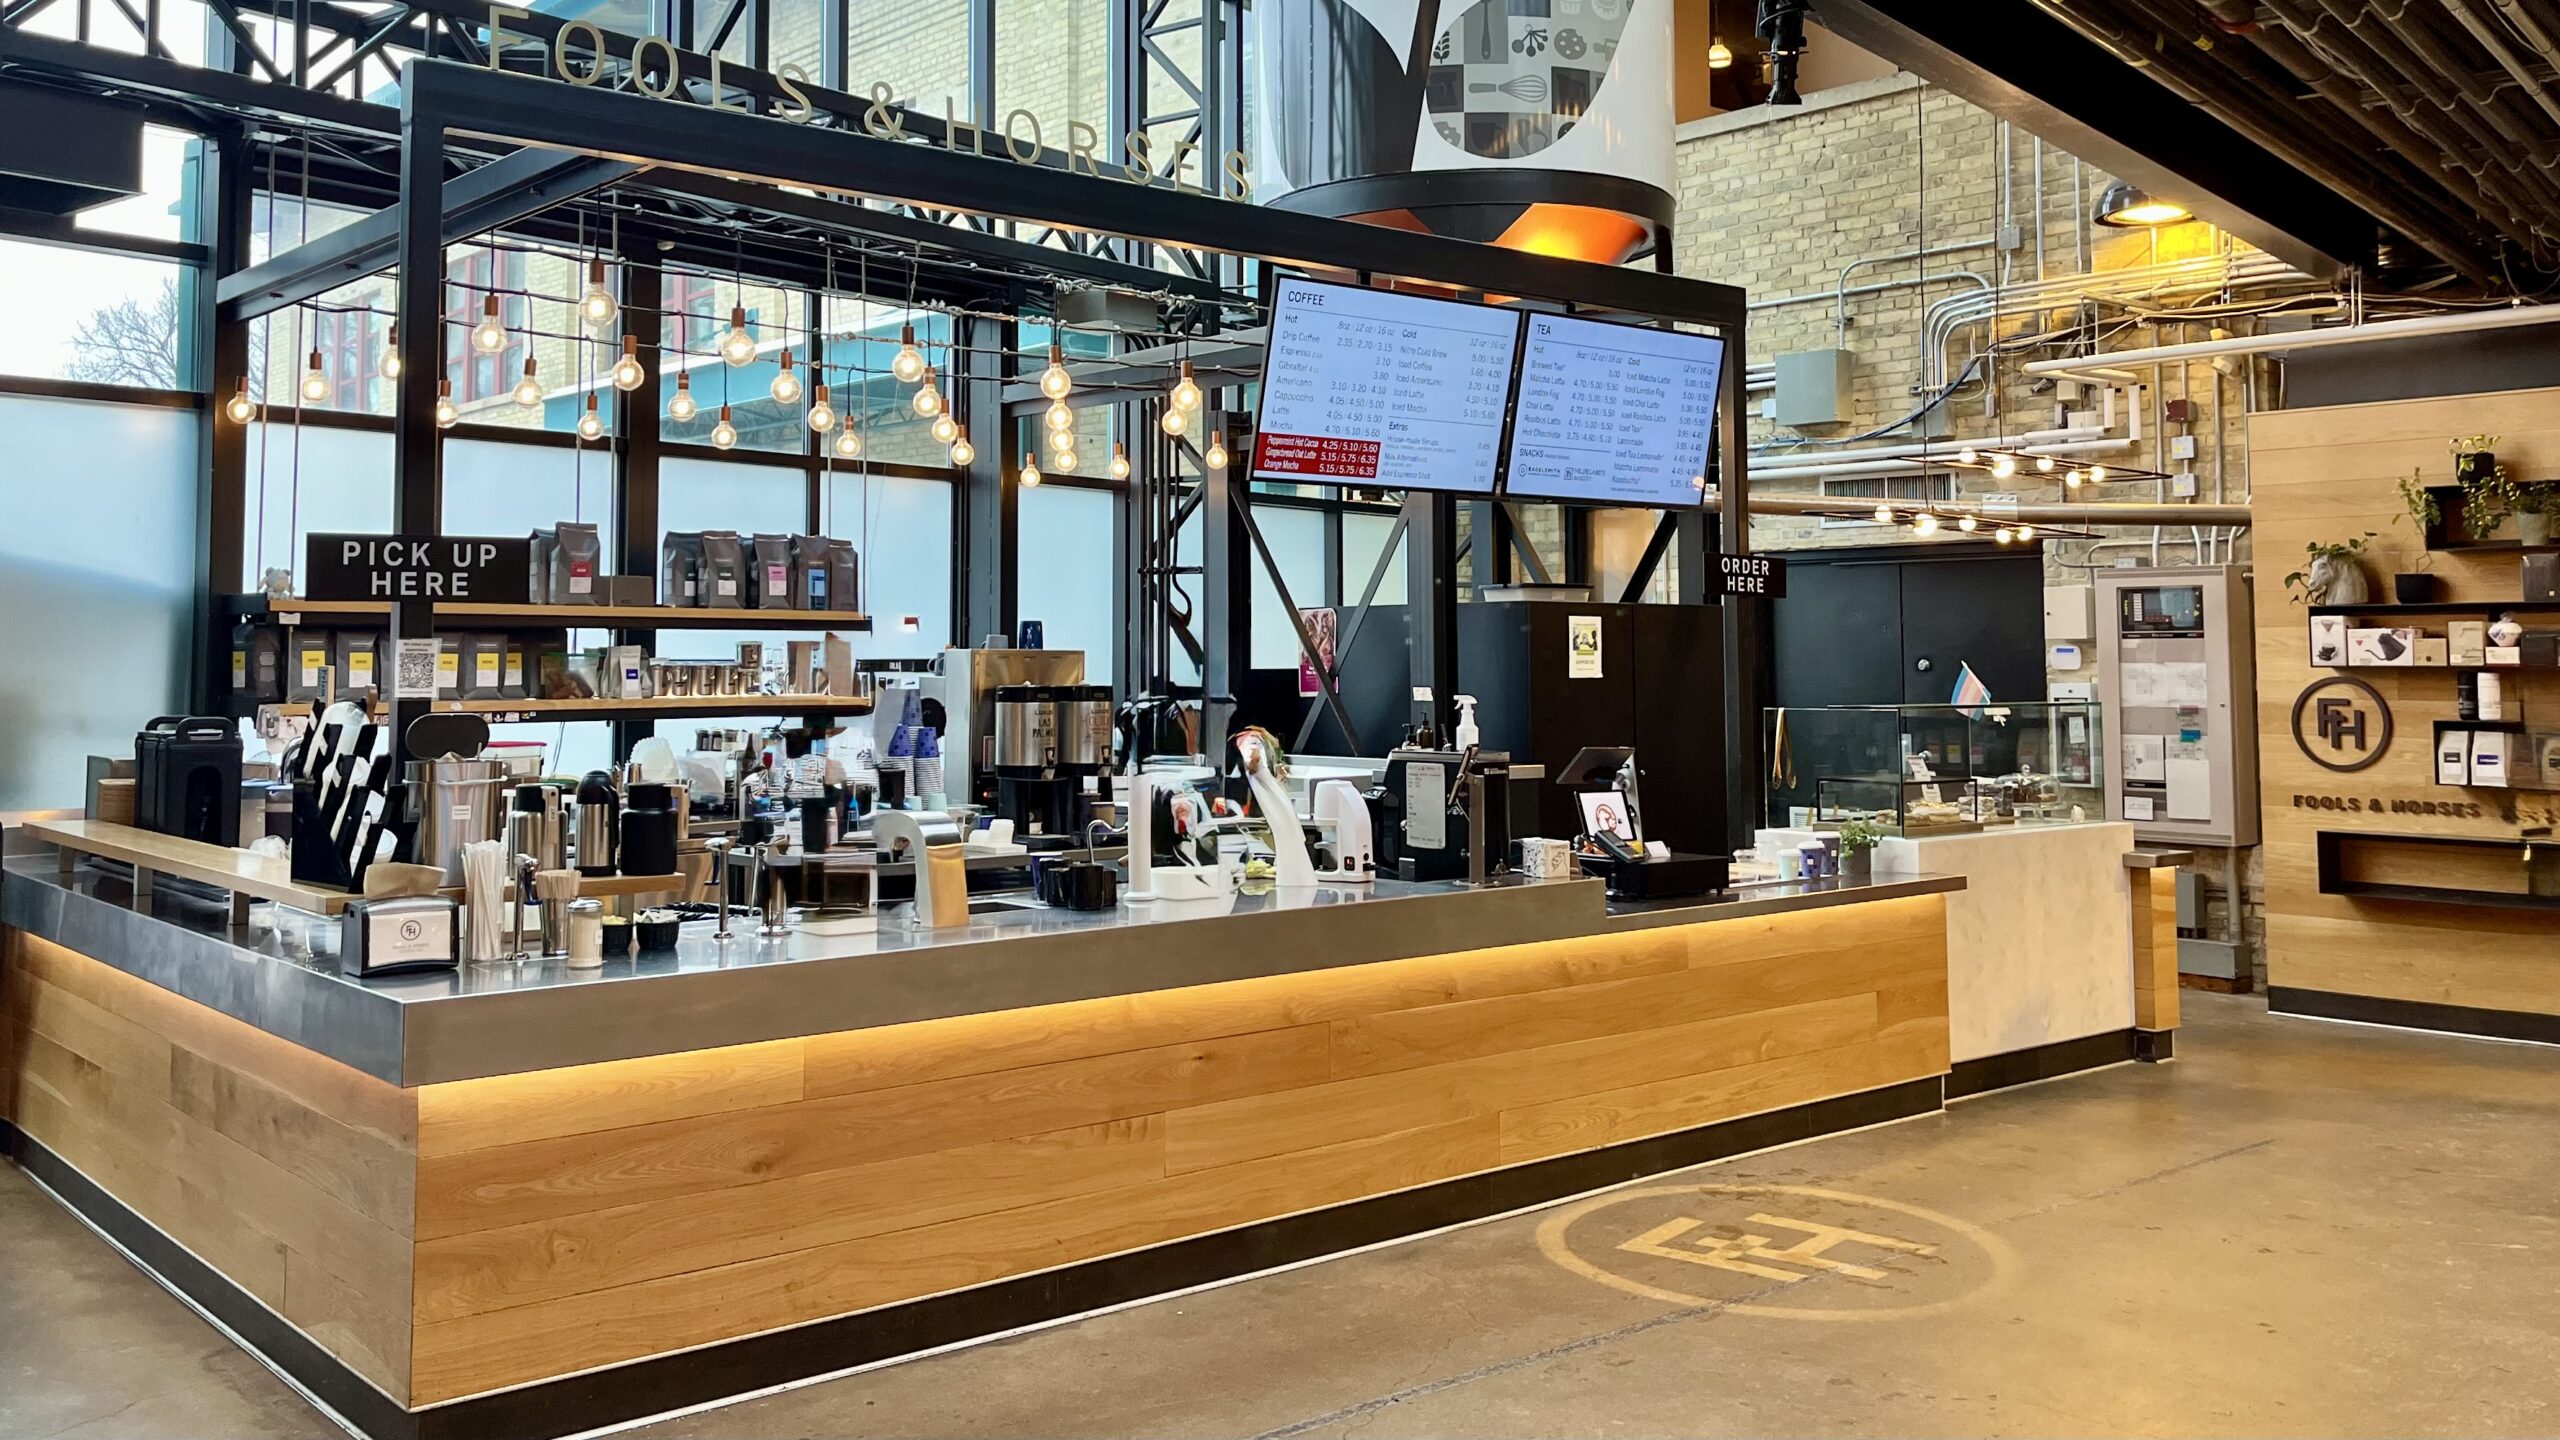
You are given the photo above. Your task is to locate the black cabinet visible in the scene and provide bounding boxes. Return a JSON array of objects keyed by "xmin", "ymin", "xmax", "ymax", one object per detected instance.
[{"xmin": 1772, "ymin": 545, "xmax": 2048, "ymax": 710}]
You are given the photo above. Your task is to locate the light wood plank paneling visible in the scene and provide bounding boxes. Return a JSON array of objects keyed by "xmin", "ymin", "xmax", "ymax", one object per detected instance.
[
  {"xmin": 1499, "ymin": 1028, "xmax": 1946, "ymax": 1163},
  {"xmin": 2130, "ymin": 870, "xmax": 2180, "ymax": 1031},
  {"xmin": 416, "ymin": 1039, "xmax": 805, "ymax": 1156}
]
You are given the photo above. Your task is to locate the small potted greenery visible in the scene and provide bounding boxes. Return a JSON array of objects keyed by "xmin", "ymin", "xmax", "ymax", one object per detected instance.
[
  {"xmin": 2282, "ymin": 533, "xmax": 2374, "ymax": 606},
  {"xmin": 2452, "ymin": 434, "xmax": 2500, "ymax": 488},
  {"xmin": 2392, "ymin": 468, "xmax": 2440, "ymax": 602},
  {"xmin": 2518, "ymin": 483, "xmax": 2559, "ymax": 548},
  {"xmin": 1836, "ymin": 817, "xmax": 1883, "ymax": 881},
  {"xmin": 2459, "ymin": 454, "xmax": 2523, "ymax": 543}
]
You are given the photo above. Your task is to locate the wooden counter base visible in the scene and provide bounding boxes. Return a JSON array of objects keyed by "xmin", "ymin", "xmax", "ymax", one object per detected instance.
[{"xmin": 8, "ymin": 892, "xmax": 1954, "ymax": 1439}]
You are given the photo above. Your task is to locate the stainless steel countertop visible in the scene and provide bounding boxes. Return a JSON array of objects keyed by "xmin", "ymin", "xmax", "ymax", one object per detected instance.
[{"xmin": 2, "ymin": 852, "xmax": 1963, "ymax": 1087}]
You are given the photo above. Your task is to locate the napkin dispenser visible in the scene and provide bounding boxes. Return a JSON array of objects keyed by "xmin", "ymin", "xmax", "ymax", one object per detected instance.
[{"xmin": 339, "ymin": 894, "xmax": 459, "ymax": 978}]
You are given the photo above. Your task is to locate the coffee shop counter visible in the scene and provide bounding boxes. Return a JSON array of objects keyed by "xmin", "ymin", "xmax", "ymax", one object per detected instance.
[{"xmin": 3, "ymin": 850, "xmax": 1962, "ymax": 1440}]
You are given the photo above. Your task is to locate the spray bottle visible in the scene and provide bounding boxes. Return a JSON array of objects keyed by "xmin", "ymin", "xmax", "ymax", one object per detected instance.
[{"xmin": 1453, "ymin": 695, "xmax": 1480, "ymax": 752}]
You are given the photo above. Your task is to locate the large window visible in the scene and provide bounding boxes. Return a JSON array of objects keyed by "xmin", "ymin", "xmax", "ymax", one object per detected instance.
[
  {"xmin": 1017, "ymin": 482, "xmax": 1117, "ymax": 677},
  {"xmin": 824, "ymin": 470, "xmax": 954, "ymax": 657},
  {"xmin": 0, "ymin": 240, "xmax": 192, "ymax": 390},
  {"xmin": 244, "ymin": 422, "xmax": 390, "ymax": 582}
]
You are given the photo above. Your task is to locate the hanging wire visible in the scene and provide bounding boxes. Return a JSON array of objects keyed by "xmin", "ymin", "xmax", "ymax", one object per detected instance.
[{"xmin": 287, "ymin": 133, "xmax": 312, "ymax": 566}]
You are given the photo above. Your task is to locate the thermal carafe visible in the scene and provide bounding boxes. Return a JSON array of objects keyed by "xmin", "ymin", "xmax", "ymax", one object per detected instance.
[
  {"xmin": 505, "ymin": 783, "xmax": 567, "ymax": 872},
  {"xmin": 404, "ymin": 758, "xmax": 511, "ymax": 885},
  {"xmin": 620, "ymin": 783, "xmax": 680, "ymax": 878},
  {"xmin": 574, "ymin": 770, "xmax": 620, "ymax": 877}
]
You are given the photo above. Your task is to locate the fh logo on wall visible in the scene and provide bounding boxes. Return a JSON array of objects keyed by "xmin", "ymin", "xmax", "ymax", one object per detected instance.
[
  {"xmin": 483, "ymin": 4, "xmax": 1252, "ymax": 199},
  {"xmin": 2290, "ymin": 676, "xmax": 2393, "ymax": 774}
]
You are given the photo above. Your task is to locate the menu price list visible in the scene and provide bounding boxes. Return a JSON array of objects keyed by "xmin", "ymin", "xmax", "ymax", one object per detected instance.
[
  {"xmin": 1503, "ymin": 316, "xmax": 1725, "ymax": 507},
  {"xmin": 1252, "ymin": 279, "xmax": 1520, "ymax": 494}
]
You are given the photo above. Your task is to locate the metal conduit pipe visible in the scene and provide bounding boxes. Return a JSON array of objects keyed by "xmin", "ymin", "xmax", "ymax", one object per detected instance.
[
  {"xmin": 2432, "ymin": 0, "xmax": 2560, "ymax": 134},
  {"xmin": 1745, "ymin": 494, "xmax": 2251, "ymax": 526},
  {"xmin": 2020, "ymin": 300, "xmax": 2560, "ymax": 382},
  {"xmin": 2038, "ymin": 0, "xmax": 2499, "ymax": 283},
  {"xmin": 1747, "ymin": 440, "xmax": 2139, "ymax": 484},
  {"xmin": 1751, "ymin": 426, "xmax": 2110, "ymax": 472},
  {"xmin": 2489, "ymin": 0, "xmax": 2560, "ymax": 88},
  {"xmin": 2194, "ymin": 0, "xmax": 2538, "ymax": 253},
  {"xmin": 1924, "ymin": 253, "xmax": 2310, "ymax": 390}
]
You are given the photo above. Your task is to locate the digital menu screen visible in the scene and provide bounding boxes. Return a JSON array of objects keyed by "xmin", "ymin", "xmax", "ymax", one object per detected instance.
[
  {"xmin": 1500, "ymin": 313, "xmax": 1725, "ymax": 508},
  {"xmin": 1251, "ymin": 277, "xmax": 1522, "ymax": 494}
]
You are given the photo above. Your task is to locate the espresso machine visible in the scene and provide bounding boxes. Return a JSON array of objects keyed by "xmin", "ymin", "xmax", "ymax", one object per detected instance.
[
  {"xmin": 991, "ymin": 683, "xmax": 1114, "ymax": 846},
  {"xmin": 915, "ymin": 647, "xmax": 1087, "ymax": 811}
]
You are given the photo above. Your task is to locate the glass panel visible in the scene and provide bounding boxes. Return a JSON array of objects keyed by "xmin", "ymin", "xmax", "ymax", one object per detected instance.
[
  {"xmin": 822, "ymin": 471, "xmax": 954, "ymax": 656},
  {"xmin": 0, "ymin": 395, "xmax": 198, "ymax": 808},
  {"xmin": 444, "ymin": 439, "xmax": 617, "ymax": 543},
  {"xmin": 849, "ymin": 0, "xmax": 969, "ymax": 118},
  {"xmin": 815, "ymin": 296, "xmax": 954, "ymax": 468},
  {"xmin": 244, "ymin": 422, "xmax": 391, "ymax": 586},
  {"xmin": 664, "ymin": 274, "xmax": 809, "ymax": 453},
  {"xmin": 1341, "ymin": 511, "xmax": 1408, "ymax": 606},
  {"xmin": 996, "ymin": 0, "xmax": 1109, "ymax": 144},
  {"xmin": 1248, "ymin": 505, "xmax": 1326, "ymax": 669},
  {"xmin": 1017, "ymin": 483, "xmax": 1116, "ymax": 681},
  {"xmin": 663, "ymin": 455, "xmax": 809, "ymax": 537},
  {"xmin": 0, "ymin": 241, "xmax": 189, "ymax": 389},
  {"xmin": 75, "ymin": 125, "xmax": 197, "ymax": 241}
]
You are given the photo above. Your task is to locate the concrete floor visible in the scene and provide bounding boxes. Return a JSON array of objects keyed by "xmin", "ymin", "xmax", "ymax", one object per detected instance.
[{"xmin": 6, "ymin": 992, "xmax": 2558, "ymax": 1439}]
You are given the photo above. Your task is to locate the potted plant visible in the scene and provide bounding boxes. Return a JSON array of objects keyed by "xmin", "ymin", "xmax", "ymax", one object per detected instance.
[
  {"xmin": 2282, "ymin": 533, "xmax": 2375, "ymax": 606},
  {"xmin": 2460, "ymin": 455, "xmax": 2523, "ymax": 542},
  {"xmin": 2392, "ymin": 467, "xmax": 2440, "ymax": 602},
  {"xmin": 1836, "ymin": 817, "xmax": 1883, "ymax": 880},
  {"xmin": 2452, "ymin": 434, "xmax": 2500, "ymax": 488},
  {"xmin": 2518, "ymin": 483, "xmax": 2559, "ymax": 548}
]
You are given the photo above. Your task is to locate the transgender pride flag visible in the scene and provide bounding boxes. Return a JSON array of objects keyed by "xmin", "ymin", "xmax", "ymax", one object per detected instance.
[{"xmin": 1950, "ymin": 661, "xmax": 1994, "ymax": 720}]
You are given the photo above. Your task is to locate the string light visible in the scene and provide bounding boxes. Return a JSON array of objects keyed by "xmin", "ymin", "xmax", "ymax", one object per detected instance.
[
  {"xmin": 1958, "ymin": 513, "xmax": 1979, "ymax": 532},
  {"xmin": 578, "ymin": 257, "xmax": 617, "ymax": 329},
  {"xmin": 1048, "ymin": 422, "xmax": 1075, "ymax": 455},
  {"xmin": 1955, "ymin": 446, "xmax": 1977, "ymax": 464},
  {"xmin": 2088, "ymin": 465, "xmax": 2109, "ymax": 483},
  {"xmin": 2035, "ymin": 454, "xmax": 2055, "ymax": 472},
  {"xmin": 1053, "ymin": 447, "xmax": 1079, "ymax": 473},
  {"xmin": 576, "ymin": 393, "xmax": 605, "ymax": 441},
  {"xmin": 1204, "ymin": 436, "xmax": 1229, "ymax": 470},
  {"xmin": 890, "ymin": 322, "xmax": 926, "ymax": 383},
  {"xmin": 378, "ymin": 323, "xmax": 402, "ymax": 380},
  {"xmin": 911, "ymin": 365, "xmax": 943, "ymax": 418},
  {"xmin": 1170, "ymin": 359, "xmax": 1202, "ymax": 411},
  {"xmin": 834, "ymin": 422, "xmax": 864, "ymax": 459},
  {"xmin": 806, "ymin": 382, "xmax": 836, "ymax": 433},
  {"xmin": 611, "ymin": 336, "xmax": 646, "ymax": 392},
  {"xmin": 1873, "ymin": 503, "xmax": 1894, "ymax": 523},
  {"xmin": 471, "ymin": 295, "xmax": 508, "ymax": 355},
  {"xmin": 1020, "ymin": 459, "xmax": 1042, "ymax": 487},
  {"xmin": 1160, "ymin": 406, "xmax": 1187, "ymax": 437},
  {"xmin": 718, "ymin": 305, "xmax": 757, "ymax": 366},
  {"xmin": 931, "ymin": 413, "xmax": 959, "ymax": 445},
  {"xmin": 1039, "ymin": 340, "xmax": 1073, "ymax": 400},
  {"xmin": 2064, "ymin": 468, "xmax": 2085, "ymax": 488},
  {"xmin": 709, "ymin": 404, "xmax": 738, "ymax": 449},
  {"xmin": 949, "ymin": 436, "xmax": 975, "ymax": 465},
  {"xmin": 2016, "ymin": 524, "xmax": 2037, "ymax": 541},
  {"xmin": 224, "ymin": 378, "xmax": 256, "ymax": 424},
  {"xmin": 511, "ymin": 358, "xmax": 543, "ymax": 408},
  {"xmin": 1990, "ymin": 455, "xmax": 2018, "ymax": 479},
  {"xmin": 299, "ymin": 348, "xmax": 329, "ymax": 403},
  {"xmin": 667, "ymin": 370, "xmax": 698, "ymax": 423},
  {"xmin": 1913, "ymin": 512, "xmax": 1940, "ymax": 536},
  {"xmin": 771, "ymin": 349, "xmax": 803, "ymax": 404},
  {"xmin": 1110, "ymin": 442, "xmax": 1131, "ymax": 480},
  {"xmin": 1046, "ymin": 399, "xmax": 1075, "ymax": 432},
  {"xmin": 1994, "ymin": 526, "xmax": 2014, "ymax": 545},
  {"xmin": 434, "ymin": 378, "xmax": 458, "ymax": 429}
]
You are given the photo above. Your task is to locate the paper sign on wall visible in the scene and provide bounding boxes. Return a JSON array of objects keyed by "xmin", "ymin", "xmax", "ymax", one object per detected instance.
[{"xmin": 1568, "ymin": 616, "xmax": 1603, "ymax": 679}]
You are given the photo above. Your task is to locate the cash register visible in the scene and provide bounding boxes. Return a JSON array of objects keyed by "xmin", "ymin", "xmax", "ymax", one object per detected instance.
[{"xmin": 1556, "ymin": 746, "xmax": 1728, "ymax": 900}]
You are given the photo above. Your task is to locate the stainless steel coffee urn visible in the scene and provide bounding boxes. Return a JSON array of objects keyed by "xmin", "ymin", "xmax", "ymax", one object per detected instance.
[
  {"xmin": 404, "ymin": 758, "xmax": 511, "ymax": 885},
  {"xmin": 505, "ymin": 783, "xmax": 567, "ymax": 873}
]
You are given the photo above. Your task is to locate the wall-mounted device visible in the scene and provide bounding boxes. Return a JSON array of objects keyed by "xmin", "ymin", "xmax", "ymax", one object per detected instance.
[{"xmin": 2094, "ymin": 566, "xmax": 2260, "ymax": 847}]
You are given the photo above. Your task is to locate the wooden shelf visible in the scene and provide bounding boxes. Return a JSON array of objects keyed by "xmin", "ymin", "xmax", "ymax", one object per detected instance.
[
  {"xmin": 226, "ymin": 596, "xmax": 871, "ymax": 631},
  {"xmin": 2311, "ymin": 600, "xmax": 2560, "ymax": 617},
  {"xmin": 24, "ymin": 818, "xmax": 355, "ymax": 917},
  {"xmin": 2315, "ymin": 829, "xmax": 2560, "ymax": 911},
  {"xmin": 227, "ymin": 694, "xmax": 871, "ymax": 722}
]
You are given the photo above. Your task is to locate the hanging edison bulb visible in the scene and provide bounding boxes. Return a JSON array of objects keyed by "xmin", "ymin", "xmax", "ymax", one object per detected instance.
[
  {"xmin": 611, "ymin": 336, "xmax": 646, "ymax": 392},
  {"xmin": 1706, "ymin": 38, "xmax": 1733, "ymax": 68},
  {"xmin": 1873, "ymin": 503, "xmax": 1894, "ymax": 524},
  {"xmin": 1052, "ymin": 447, "xmax": 1079, "ymax": 473},
  {"xmin": 1109, "ymin": 442, "xmax": 1131, "ymax": 480},
  {"xmin": 931, "ymin": 412, "xmax": 958, "ymax": 445},
  {"xmin": 471, "ymin": 294, "xmax": 508, "ymax": 355},
  {"xmin": 379, "ymin": 322, "xmax": 403, "ymax": 380},
  {"xmin": 718, "ymin": 305, "xmax": 757, "ymax": 367},
  {"xmin": 299, "ymin": 348, "xmax": 330, "ymax": 404},
  {"xmin": 1912, "ymin": 512, "xmax": 1940, "ymax": 537},
  {"xmin": 948, "ymin": 435, "xmax": 976, "ymax": 466},
  {"xmin": 1046, "ymin": 398, "xmax": 1075, "ymax": 433},
  {"xmin": 806, "ymin": 381, "xmax": 836, "ymax": 433},
  {"xmin": 2035, "ymin": 454, "xmax": 2056, "ymax": 473},
  {"xmin": 1170, "ymin": 359, "xmax": 1202, "ymax": 411},
  {"xmin": 1048, "ymin": 421, "xmax": 1076, "ymax": 455},
  {"xmin": 434, "ymin": 378, "xmax": 459, "ymax": 429},
  {"xmin": 770, "ymin": 349, "xmax": 803, "ymax": 405},
  {"xmin": 710, "ymin": 404, "xmax": 738, "ymax": 449},
  {"xmin": 577, "ymin": 394, "xmax": 606, "ymax": 441},
  {"xmin": 1955, "ymin": 446, "xmax": 1978, "ymax": 465},
  {"xmin": 833, "ymin": 422, "xmax": 864, "ymax": 459},
  {"xmin": 1994, "ymin": 526, "xmax": 2015, "ymax": 545},
  {"xmin": 1039, "ymin": 340, "xmax": 1073, "ymax": 400},
  {"xmin": 224, "ymin": 377, "xmax": 257, "ymax": 424},
  {"xmin": 1160, "ymin": 405, "xmax": 1187, "ymax": 437},
  {"xmin": 578, "ymin": 257, "xmax": 618, "ymax": 330},
  {"xmin": 1958, "ymin": 513, "xmax": 1980, "ymax": 532},
  {"xmin": 667, "ymin": 370, "xmax": 698, "ymax": 422},
  {"xmin": 890, "ymin": 322, "xmax": 926, "ymax": 383},
  {"xmin": 1020, "ymin": 459, "xmax": 1042, "ymax": 487},
  {"xmin": 910, "ymin": 365, "xmax": 943, "ymax": 418},
  {"xmin": 511, "ymin": 358, "xmax": 544, "ymax": 408},
  {"xmin": 1204, "ymin": 436, "xmax": 1229, "ymax": 470},
  {"xmin": 2088, "ymin": 465, "xmax": 2109, "ymax": 483},
  {"xmin": 2015, "ymin": 524, "xmax": 2037, "ymax": 541},
  {"xmin": 1990, "ymin": 455, "xmax": 2018, "ymax": 480}
]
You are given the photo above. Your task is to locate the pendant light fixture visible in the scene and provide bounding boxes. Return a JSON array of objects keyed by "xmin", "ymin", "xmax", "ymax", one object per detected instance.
[
  {"xmin": 718, "ymin": 305, "xmax": 757, "ymax": 366},
  {"xmin": 771, "ymin": 348, "xmax": 803, "ymax": 404},
  {"xmin": 1109, "ymin": 442, "xmax": 1131, "ymax": 480},
  {"xmin": 299, "ymin": 347, "xmax": 329, "ymax": 403},
  {"xmin": 911, "ymin": 364, "xmax": 943, "ymax": 418},
  {"xmin": 710, "ymin": 404, "xmax": 738, "ymax": 449},
  {"xmin": 577, "ymin": 393, "xmax": 605, "ymax": 441},
  {"xmin": 807, "ymin": 381, "xmax": 836, "ymax": 433},
  {"xmin": 511, "ymin": 357, "xmax": 543, "ymax": 408},
  {"xmin": 891, "ymin": 321, "xmax": 926, "ymax": 383},
  {"xmin": 611, "ymin": 336, "xmax": 647, "ymax": 392},
  {"xmin": 2094, "ymin": 179, "xmax": 2192, "ymax": 228},
  {"xmin": 1020, "ymin": 459, "xmax": 1042, "ymax": 487},
  {"xmin": 379, "ymin": 323, "xmax": 402, "ymax": 380},
  {"xmin": 579, "ymin": 257, "xmax": 618, "ymax": 329},
  {"xmin": 1053, "ymin": 446, "xmax": 1079, "ymax": 473},
  {"xmin": 1169, "ymin": 359, "xmax": 1202, "ymax": 412},
  {"xmin": 668, "ymin": 369, "xmax": 698, "ymax": 422},
  {"xmin": 1046, "ymin": 398, "xmax": 1075, "ymax": 433},
  {"xmin": 434, "ymin": 378, "xmax": 459, "ymax": 429},
  {"xmin": 471, "ymin": 294, "xmax": 508, "ymax": 355},
  {"xmin": 1160, "ymin": 405, "xmax": 1188, "ymax": 437},
  {"xmin": 1705, "ymin": 0, "xmax": 1732, "ymax": 68},
  {"xmin": 224, "ymin": 377, "xmax": 257, "ymax": 424},
  {"xmin": 1039, "ymin": 340, "xmax": 1073, "ymax": 400},
  {"xmin": 949, "ymin": 435, "xmax": 976, "ymax": 466},
  {"xmin": 931, "ymin": 412, "xmax": 959, "ymax": 445},
  {"xmin": 1048, "ymin": 421, "xmax": 1075, "ymax": 455},
  {"xmin": 1204, "ymin": 436, "xmax": 1229, "ymax": 470},
  {"xmin": 834, "ymin": 421, "xmax": 864, "ymax": 459}
]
